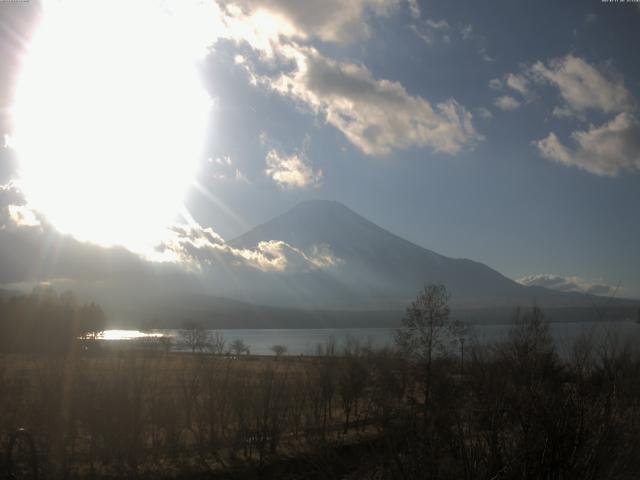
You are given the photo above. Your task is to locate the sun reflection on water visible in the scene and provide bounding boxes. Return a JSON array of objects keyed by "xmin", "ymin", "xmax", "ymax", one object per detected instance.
[{"xmin": 99, "ymin": 330, "xmax": 165, "ymax": 341}]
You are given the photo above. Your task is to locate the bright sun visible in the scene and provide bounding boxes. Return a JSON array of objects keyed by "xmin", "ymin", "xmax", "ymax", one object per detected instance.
[{"xmin": 11, "ymin": 0, "xmax": 216, "ymax": 253}]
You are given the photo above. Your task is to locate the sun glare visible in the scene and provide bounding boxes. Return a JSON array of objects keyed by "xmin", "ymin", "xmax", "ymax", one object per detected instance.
[{"xmin": 11, "ymin": 0, "xmax": 217, "ymax": 253}]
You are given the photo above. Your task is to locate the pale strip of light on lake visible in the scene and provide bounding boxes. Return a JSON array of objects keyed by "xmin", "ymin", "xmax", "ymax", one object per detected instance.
[{"xmin": 99, "ymin": 320, "xmax": 640, "ymax": 356}]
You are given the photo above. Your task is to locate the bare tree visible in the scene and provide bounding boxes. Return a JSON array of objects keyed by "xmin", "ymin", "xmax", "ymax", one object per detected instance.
[
  {"xmin": 209, "ymin": 331, "xmax": 226, "ymax": 356},
  {"xmin": 394, "ymin": 284, "xmax": 455, "ymax": 412},
  {"xmin": 180, "ymin": 321, "xmax": 211, "ymax": 353},
  {"xmin": 338, "ymin": 344, "xmax": 368, "ymax": 433},
  {"xmin": 230, "ymin": 338, "xmax": 250, "ymax": 356},
  {"xmin": 77, "ymin": 302, "xmax": 107, "ymax": 339},
  {"xmin": 271, "ymin": 344, "xmax": 288, "ymax": 358}
]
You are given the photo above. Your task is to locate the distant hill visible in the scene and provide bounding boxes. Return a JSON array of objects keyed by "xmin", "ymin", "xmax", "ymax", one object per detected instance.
[
  {"xmin": 108, "ymin": 294, "xmax": 403, "ymax": 329},
  {"xmin": 0, "ymin": 288, "xmax": 19, "ymax": 300},
  {"xmin": 226, "ymin": 200, "xmax": 632, "ymax": 310},
  {"xmin": 84, "ymin": 200, "xmax": 638, "ymax": 328},
  {"xmin": 107, "ymin": 294, "xmax": 638, "ymax": 330}
]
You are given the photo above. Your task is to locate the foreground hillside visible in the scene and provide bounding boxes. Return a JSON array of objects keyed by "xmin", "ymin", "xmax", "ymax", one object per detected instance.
[{"xmin": 2, "ymin": 308, "xmax": 640, "ymax": 479}]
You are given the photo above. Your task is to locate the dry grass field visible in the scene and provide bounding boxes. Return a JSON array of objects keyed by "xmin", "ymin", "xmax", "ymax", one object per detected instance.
[
  {"xmin": 0, "ymin": 343, "xmax": 399, "ymax": 479},
  {"xmin": 3, "ymin": 308, "xmax": 640, "ymax": 479}
]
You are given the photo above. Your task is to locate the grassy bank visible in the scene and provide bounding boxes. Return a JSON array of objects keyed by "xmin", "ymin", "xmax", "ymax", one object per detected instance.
[{"xmin": 3, "ymin": 310, "xmax": 640, "ymax": 478}]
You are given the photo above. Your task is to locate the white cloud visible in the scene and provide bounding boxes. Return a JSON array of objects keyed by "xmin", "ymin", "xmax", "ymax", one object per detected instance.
[
  {"xmin": 460, "ymin": 24, "xmax": 473, "ymax": 40},
  {"xmin": 518, "ymin": 273, "xmax": 613, "ymax": 296},
  {"xmin": 535, "ymin": 112, "xmax": 640, "ymax": 176},
  {"xmin": 478, "ymin": 47, "xmax": 494, "ymax": 63},
  {"xmin": 505, "ymin": 73, "xmax": 529, "ymax": 96},
  {"xmin": 220, "ymin": 0, "xmax": 399, "ymax": 45},
  {"xmin": 0, "ymin": 182, "xmax": 184, "ymax": 286},
  {"xmin": 529, "ymin": 54, "xmax": 632, "ymax": 117},
  {"xmin": 218, "ymin": 2, "xmax": 481, "ymax": 157},
  {"xmin": 209, "ymin": 155, "xmax": 250, "ymax": 183},
  {"xmin": 410, "ymin": 17, "xmax": 451, "ymax": 45},
  {"xmin": 7, "ymin": 205, "xmax": 40, "ymax": 228},
  {"xmin": 551, "ymin": 105, "xmax": 575, "ymax": 119},
  {"xmin": 1, "ymin": 176, "xmax": 334, "ymax": 284},
  {"xmin": 159, "ymin": 223, "xmax": 338, "ymax": 273},
  {"xmin": 535, "ymin": 133, "xmax": 573, "ymax": 166},
  {"xmin": 0, "ymin": 182, "xmax": 24, "ymax": 208},
  {"xmin": 494, "ymin": 95, "xmax": 521, "ymax": 111},
  {"xmin": 213, "ymin": 1, "xmax": 482, "ymax": 158},
  {"xmin": 243, "ymin": 45, "xmax": 481, "ymax": 156},
  {"xmin": 409, "ymin": 25, "xmax": 432, "ymax": 45},
  {"xmin": 413, "ymin": 19, "xmax": 475, "ymax": 47},
  {"xmin": 488, "ymin": 78, "xmax": 502, "ymax": 90},
  {"xmin": 407, "ymin": 0, "xmax": 420, "ymax": 19},
  {"xmin": 0, "ymin": 182, "xmax": 41, "ymax": 230},
  {"xmin": 234, "ymin": 169, "xmax": 250, "ymax": 183},
  {"xmin": 476, "ymin": 107, "xmax": 492, "ymax": 119},
  {"xmin": 494, "ymin": 55, "xmax": 638, "ymax": 176},
  {"xmin": 265, "ymin": 148, "xmax": 323, "ymax": 189},
  {"xmin": 425, "ymin": 18, "xmax": 450, "ymax": 30},
  {"xmin": 496, "ymin": 55, "xmax": 633, "ymax": 120}
]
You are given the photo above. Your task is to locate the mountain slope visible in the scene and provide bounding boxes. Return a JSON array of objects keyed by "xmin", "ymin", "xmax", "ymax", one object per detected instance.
[{"xmin": 229, "ymin": 200, "xmax": 608, "ymax": 309}]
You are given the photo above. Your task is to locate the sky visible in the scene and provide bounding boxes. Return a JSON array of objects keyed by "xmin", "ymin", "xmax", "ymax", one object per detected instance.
[{"xmin": 0, "ymin": 0, "xmax": 639, "ymax": 300}]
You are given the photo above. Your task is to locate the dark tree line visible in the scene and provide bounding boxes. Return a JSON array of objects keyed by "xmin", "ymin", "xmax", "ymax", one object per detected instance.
[
  {"xmin": 0, "ymin": 286, "xmax": 106, "ymax": 352},
  {"xmin": 367, "ymin": 284, "xmax": 640, "ymax": 479},
  {"xmin": 1, "ymin": 284, "xmax": 640, "ymax": 479}
]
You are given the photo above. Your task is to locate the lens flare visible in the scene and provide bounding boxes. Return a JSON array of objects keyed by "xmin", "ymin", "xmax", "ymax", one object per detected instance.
[{"xmin": 11, "ymin": 0, "xmax": 218, "ymax": 253}]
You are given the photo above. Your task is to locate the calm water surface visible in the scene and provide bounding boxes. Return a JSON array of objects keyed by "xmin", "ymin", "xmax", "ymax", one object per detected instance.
[{"xmin": 101, "ymin": 320, "xmax": 640, "ymax": 356}]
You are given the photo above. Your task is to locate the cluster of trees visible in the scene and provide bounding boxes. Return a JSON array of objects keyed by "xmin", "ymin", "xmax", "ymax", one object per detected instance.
[
  {"xmin": 180, "ymin": 323, "xmax": 288, "ymax": 358},
  {"xmin": 0, "ymin": 336, "xmax": 399, "ymax": 478},
  {"xmin": 179, "ymin": 322, "xmax": 250, "ymax": 356},
  {"xmin": 0, "ymin": 286, "xmax": 106, "ymax": 352},
  {"xmin": 367, "ymin": 284, "xmax": 640, "ymax": 479},
  {"xmin": 1, "ymin": 284, "xmax": 640, "ymax": 478}
]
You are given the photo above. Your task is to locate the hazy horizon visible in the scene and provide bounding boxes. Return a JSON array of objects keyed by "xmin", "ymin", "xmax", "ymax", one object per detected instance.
[{"xmin": 1, "ymin": 0, "xmax": 639, "ymax": 307}]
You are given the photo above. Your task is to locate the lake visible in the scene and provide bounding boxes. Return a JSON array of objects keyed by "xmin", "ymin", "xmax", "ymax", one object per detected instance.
[{"xmin": 100, "ymin": 320, "xmax": 640, "ymax": 356}]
